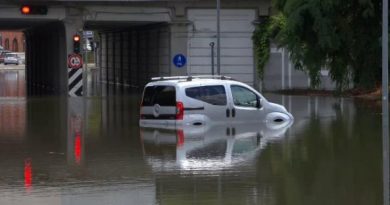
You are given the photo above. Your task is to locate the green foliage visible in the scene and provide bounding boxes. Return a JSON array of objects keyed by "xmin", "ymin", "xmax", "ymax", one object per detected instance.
[
  {"xmin": 253, "ymin": 14, "xmax": 287, "ymax": 80},
  {"xmin": 252, "ymin": 19, "xmax": 270, "ymax": 80},
  {"xmin": 255, "ymin": 0, "xmax": 382, "ymax": 90}
]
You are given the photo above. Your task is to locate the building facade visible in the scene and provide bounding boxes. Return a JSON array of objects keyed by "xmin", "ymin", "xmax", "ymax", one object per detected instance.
[{"xmin": 0, "ymin": 31, "xmax": 25, "ymax": 52}]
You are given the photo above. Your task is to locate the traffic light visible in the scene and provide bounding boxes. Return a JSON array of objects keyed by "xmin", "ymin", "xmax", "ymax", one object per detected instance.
[
  {"xmin": 73, "ymin": 34, "xmax": 81, "ymax": 54},
  {"xmin": 20, "ymin": 5, "xmax": 48, "ymax": 15}
]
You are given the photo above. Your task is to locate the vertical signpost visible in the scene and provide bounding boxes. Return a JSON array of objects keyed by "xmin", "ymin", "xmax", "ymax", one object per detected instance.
[
  {"xmin": 216, "ymin": 0, "xmax": 221, "ymax": 75},
  {"xmin": 68, "ymin": 53, "xmax": 83, "ymax": 96},
  {"xmin": 383, "ymin": 0, "xmax": 389, "ymax": 204},
  {"xmin": 68, "ymin": 34, "xmax": 83, "ymax": 97},
  {"xmin": 210, "ymin": 42, "xmax": 215, "ymax": 75}
]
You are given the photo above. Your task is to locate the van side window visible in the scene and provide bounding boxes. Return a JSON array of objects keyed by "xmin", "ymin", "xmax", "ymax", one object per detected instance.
[
  {"xmin": 185, "ymin": 85, "xmax": 227, "ymax": 105},
  {"xmin": 142, "ymin": 86, "xmax": 176, "ymax": 106},
  {"xmin": 185, "ymin": 86, "xmax": 201, "ymax": 100},
  {"xmin": 231, "ymin": 85, "xmax": 259, "ymax": 108}
]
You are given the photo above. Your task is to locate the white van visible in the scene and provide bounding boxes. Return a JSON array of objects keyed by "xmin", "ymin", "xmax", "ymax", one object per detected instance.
[{"xmin": 139, "ymin": 76, "xmax": 293, "ymax": 128}]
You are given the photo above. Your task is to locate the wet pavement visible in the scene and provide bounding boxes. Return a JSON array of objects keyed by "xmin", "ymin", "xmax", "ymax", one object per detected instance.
[{"xmin": 0, "ymin": 70, "xmax": 382, "ymax": 205}]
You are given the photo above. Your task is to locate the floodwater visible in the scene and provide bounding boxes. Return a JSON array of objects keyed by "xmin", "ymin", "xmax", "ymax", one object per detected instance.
[{"xmin": 0, "ymin": 70, "xmax": 382, "ymax": 205}]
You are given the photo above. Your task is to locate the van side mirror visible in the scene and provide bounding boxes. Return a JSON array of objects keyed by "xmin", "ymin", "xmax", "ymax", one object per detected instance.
[{"xmin": 256, "ymin": 98, "xmax": 262, "ymax": 109}]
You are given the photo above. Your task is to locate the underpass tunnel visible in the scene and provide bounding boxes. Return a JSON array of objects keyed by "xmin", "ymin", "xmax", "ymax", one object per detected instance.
[
  {"xmin": 0, "ymin": 20, "xmax": 67, "ymax": 96},
  {"xmin": 81, "ymin": 5, "xmax": 180, "ymax": 96},
  {"xmin": 0, "ymin": 2, "xmax": 265, "ymax": 98},
  {"xmin": 0, "ymin": 3, "xmax": 71, "ymax": 96},
  {"xmin": 25, "ymin": 21, "xmax": 67, "ymax": 95},
  {"xmin": 90, "ymin": 22, "xmax": 171, "ymax": 95},
  {"xmin": 85, "ymin": 7, "xmax": 262, "ymax": 96}
]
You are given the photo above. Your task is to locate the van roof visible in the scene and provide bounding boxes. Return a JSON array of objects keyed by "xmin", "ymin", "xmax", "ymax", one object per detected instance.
[
  {"xmin": 151, "ymin": 75, "xmax": 235, "ymax": 83},
  {"xmin": 151, "ymin": 75, "xmax": 233, "ymax": 81},
  {"xmin": 146, "ymin": 75, "xmax": 246, "ymax": 88}
]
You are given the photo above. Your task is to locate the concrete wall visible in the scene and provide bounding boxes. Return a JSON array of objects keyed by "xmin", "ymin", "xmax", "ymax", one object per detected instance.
[
  {"xmin": 97, "ymin": 8, "xmax": 260, "ymax": 89},
  {"xmin": 0, "ymin": 31, "xmax": 25, "ymax": 52},
  {"xmin": 187, "ymin": 9, "xmax": 257, "ymax": 86}
]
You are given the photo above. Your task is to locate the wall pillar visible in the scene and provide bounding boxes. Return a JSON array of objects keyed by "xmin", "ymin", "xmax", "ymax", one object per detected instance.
[
  {"xmin": 169, "ymin": 20, "xmax": 190, "ymax": 76},
  {"xmin": 64, "ymin": 13, "xmax": 84, "ymax": 96}
]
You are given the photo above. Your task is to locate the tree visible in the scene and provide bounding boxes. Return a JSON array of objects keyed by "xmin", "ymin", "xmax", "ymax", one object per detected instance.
[{"xmin": 254, "ymin": 0, "xmax": 381, "ymax": 90}]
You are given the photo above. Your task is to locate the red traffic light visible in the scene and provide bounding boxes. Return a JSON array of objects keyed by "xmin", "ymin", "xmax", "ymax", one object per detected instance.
[
  {"xmin": 73, "ymin": 35, "xmax": 81, "ymax": 53},
  {"xmin": 20, "ymin": 5, "xmax": 48, "ymax": 15},
  {"xmin": 21, "ymin": 6, "xmax": 31, "ymax": 14},
  {"xmin": 73, "ymin": 35, "xmax": 81, "ymax": 42}
]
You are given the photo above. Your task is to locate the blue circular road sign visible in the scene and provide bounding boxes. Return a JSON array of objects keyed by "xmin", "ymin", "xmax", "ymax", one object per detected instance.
[{"xmin": 173, "ymin": 54, "xmax": 186, "ymax": 68}]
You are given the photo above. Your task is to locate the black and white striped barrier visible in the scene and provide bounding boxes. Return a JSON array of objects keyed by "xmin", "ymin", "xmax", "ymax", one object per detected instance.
[{"xmin": 68, "ymin": 68, "xmax": 83, "ymax": 97}]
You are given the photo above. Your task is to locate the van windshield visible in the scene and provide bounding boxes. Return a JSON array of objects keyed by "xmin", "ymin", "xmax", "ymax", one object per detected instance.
[{"xmin": 142, "ymin": 86, "xmax": 176, "ymax": 106}]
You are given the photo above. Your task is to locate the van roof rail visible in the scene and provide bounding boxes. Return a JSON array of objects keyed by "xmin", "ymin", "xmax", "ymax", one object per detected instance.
[{"xmin": 151, "ymin": 75, "xmax": 234, "ymax": 81}]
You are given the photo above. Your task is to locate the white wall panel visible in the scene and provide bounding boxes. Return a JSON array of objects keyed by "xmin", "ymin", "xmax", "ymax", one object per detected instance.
[
  {"xmin": 188, "ymin": 9, "xmax": 256, "ymax": 86},
  {"xmin": 189, "ymin": 65, "xmax": 254, "ymax": 74},
  {"xmin": 189, "ymin": 57, "xmax": 253, "ymax": 65},
  {"xmin": 189, "ymin": 48, "xmax": 253, "ymax": 57}
]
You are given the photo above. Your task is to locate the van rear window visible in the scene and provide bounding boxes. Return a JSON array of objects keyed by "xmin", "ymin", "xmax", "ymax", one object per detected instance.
[{"xmin": 142, "ymin": 86, "xmax": 176, "ymax": 106}]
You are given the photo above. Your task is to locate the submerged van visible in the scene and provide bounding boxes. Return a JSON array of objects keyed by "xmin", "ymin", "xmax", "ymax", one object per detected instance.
[{"xmin": 139, "ymin": 76, "xmax": 293, "ymax": 128}]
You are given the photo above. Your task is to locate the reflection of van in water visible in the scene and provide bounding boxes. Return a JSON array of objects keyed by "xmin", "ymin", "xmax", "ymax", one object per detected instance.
[
  {"xmin": 141, "ymin": 121, "xmax": 292, "ymax": 171},
  {"xmin": 139, "ymin": 76, "xmax": 293, "ymax": 128}
]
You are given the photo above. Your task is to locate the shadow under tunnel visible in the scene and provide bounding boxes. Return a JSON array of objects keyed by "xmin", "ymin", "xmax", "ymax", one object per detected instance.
[
  {"xmin": 24, "ymin": 21, "xmax": 67, "ymax": 96},
  {"xmin": 86, "ymin": 22, "xmax": 171, "ymax": 97}
]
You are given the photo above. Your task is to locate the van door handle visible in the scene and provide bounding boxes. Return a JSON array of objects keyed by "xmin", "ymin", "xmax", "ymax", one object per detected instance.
[
  {"xmin": 232, "ymin": 108, "xmax": 236, "ymax": 117},
  {"xmin": 226, "ymin": 109, "xmax": 230, "ymax": 117}
]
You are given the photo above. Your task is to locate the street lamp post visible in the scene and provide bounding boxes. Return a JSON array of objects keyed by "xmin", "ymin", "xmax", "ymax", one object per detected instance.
[
  {"xmin": 216, "ymin": 0, "xmax": 221, "ymax": 75},
  {"xmin": 210, "ymin": 42, "xmax": 215, "ymax": 75}
]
